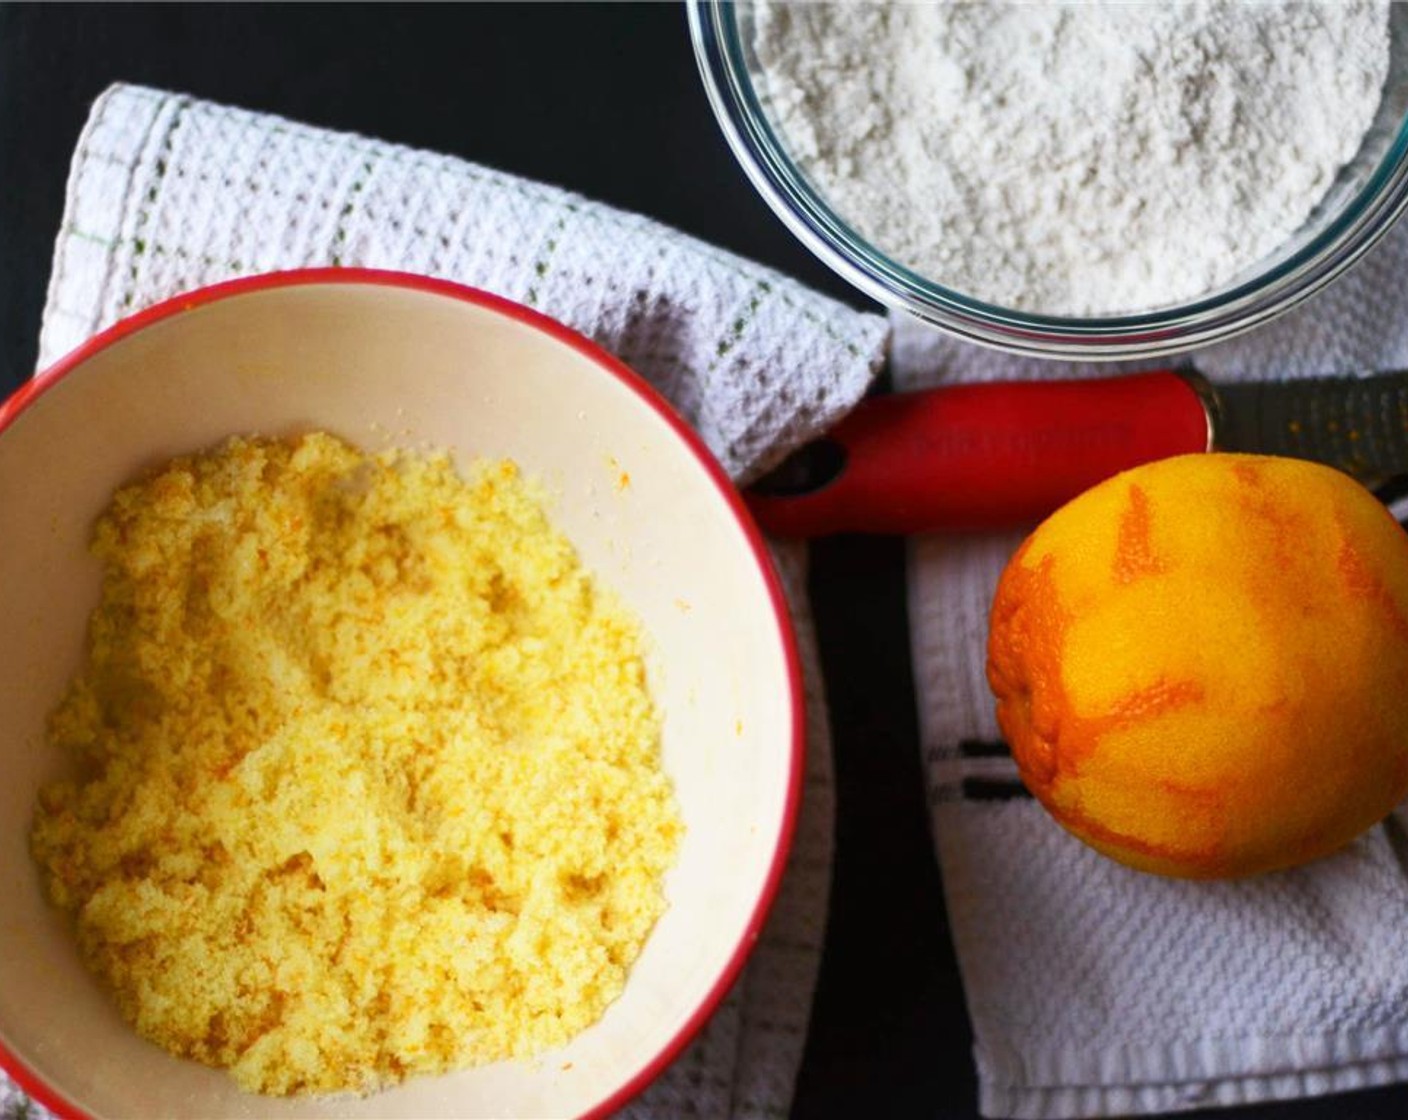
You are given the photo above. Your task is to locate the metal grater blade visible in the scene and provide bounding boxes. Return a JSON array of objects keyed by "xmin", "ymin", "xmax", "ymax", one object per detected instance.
[{"xmin": 1213, "ymin": 372, "xmax": 1408, "ymax": 485}]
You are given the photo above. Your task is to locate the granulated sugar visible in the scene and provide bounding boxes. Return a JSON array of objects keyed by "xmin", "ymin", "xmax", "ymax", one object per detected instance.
[
  {"xmin": 750, "ymin": 1, "xmax": 1390, "ymax": 316},
  {"xmin": 30, "ymin": 433, "xmax": 681, "ymax": 1097}
]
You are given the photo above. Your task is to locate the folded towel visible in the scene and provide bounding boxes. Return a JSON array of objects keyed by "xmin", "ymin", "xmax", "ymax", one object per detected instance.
[
  {"xmin": 896, "ymin": 222, "xmax": 1408, "ymax": 1119},
  {"xmin": 3, "ymin": 82, "xmax": 887, "ymax": 1120}
]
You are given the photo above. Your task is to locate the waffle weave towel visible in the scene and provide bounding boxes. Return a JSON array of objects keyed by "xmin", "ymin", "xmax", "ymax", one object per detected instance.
[
  {"xmin": 896, "ymin": 222, "xmax": 1408, "ymax": 1119},
  {"xmin": 1, "ymin": 82, "xmax": 888, "ymax": 1120}
]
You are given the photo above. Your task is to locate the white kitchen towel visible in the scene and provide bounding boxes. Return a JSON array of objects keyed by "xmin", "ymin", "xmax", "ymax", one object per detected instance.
[
  {"xmin": 1, "ymin": 83, "xmax": 888, "ymax": 1120},
  {"xmin": 897, "ymin": 219, "xmax": 1408, "ymax": 1119}
]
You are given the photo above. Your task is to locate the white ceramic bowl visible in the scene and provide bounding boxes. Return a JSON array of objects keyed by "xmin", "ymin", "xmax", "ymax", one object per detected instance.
[{"xmin": 0, "ymin": 270, "xmax": 802, "ymax": 1119}]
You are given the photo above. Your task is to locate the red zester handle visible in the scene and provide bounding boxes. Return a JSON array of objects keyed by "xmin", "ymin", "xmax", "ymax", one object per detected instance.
[{"xmin": 746, "ymin": 370, "xmax": 1213, "ymax": 536}]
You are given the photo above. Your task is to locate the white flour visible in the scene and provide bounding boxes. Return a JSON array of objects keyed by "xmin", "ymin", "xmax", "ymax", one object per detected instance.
[{"xmin": 750, "ymin": 1, "xmax": 1391, "ymax": 316}]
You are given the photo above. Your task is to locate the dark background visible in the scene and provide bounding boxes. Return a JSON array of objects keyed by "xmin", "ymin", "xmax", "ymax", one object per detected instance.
[{"xmin": 0, "ymin": 5, "xmax": 1403, "ymax": 1118}]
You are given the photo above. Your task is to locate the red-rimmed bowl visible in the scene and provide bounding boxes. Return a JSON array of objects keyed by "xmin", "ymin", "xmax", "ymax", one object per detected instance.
[{"xmin": 0, "ymin": 270, "xmax": 802, "ymax": 1119}]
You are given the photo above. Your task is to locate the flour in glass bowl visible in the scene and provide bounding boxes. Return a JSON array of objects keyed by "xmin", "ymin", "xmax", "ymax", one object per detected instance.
[{"xmin": 749, "ymin": 1, "xmax": 1391, "ymax": 316}]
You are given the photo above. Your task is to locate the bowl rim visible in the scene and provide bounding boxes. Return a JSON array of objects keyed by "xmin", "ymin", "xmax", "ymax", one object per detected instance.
[
  {"xmin": 0, "ymin": 267, "xmax": 806, "ymax": 1120},
  {"xmin": 688, "ymin": 0, "xmax": 1408, "ymax": 360}
]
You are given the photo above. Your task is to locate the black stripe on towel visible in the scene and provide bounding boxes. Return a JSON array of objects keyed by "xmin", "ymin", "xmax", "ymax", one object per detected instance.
[
  {"xmin": 958, "ymin": 738, "xmax": 1011, "ymax": 758},
  {"xmin": 929, "ymin": 777, "xmax": 1033, "ymax": 804},
  {"xmin": 925, "ymin": 739, "xmax": 1034, "ymax": 803},
  {"xmin": 960, "ymin": 777, "xmax": 1033, "ymax": 801}
]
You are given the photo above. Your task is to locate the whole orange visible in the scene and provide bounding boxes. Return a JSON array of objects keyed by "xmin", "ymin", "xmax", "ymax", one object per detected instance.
[{"xmin": 986, "ymin": 453, "xmax": 1408, "ymax": 879}]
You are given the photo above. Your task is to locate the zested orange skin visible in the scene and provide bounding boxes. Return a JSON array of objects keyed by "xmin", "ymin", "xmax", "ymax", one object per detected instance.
[{"xmin": 986, "ymin": 453, "xmax": 1408, "ymax": 879}]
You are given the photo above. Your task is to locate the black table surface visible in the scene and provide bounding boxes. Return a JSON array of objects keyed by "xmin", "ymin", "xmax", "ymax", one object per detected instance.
[{"xmin": 1, "ymin": 5, "xmax": 1404, "ymax": 1119}]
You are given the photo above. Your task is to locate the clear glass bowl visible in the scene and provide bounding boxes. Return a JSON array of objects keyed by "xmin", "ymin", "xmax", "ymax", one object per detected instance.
[{"xmin": 689, "ymin": 1, "xmax": 1408, "ymax": 360}]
